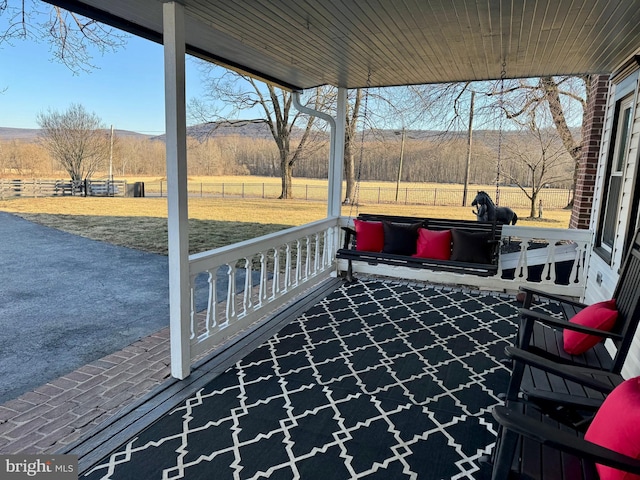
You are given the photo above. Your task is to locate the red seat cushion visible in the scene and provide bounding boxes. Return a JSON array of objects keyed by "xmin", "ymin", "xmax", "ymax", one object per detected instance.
[
  {"xmin": 354, "ymin": 220, "xmax": 384, "ymax": 252},
  {"xmin": 584, "ymin": 376, "xmax": 640, "ymax": 480},
  {"xmin": 563, "ymin": 299, "xmax": 618, "ymax": 355},
  {"xmin": 413, "ymin": 228, "xmax": 452, "ymax": 260}
]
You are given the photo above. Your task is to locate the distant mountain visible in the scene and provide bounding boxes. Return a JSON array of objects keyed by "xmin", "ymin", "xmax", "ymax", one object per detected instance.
[
  {"xmin": 150, "ymin": 121, "xmax": 300, "ymax": 142},
  {"xmin": 0, "ymin": 127, "xmax": 154, "ymax": 142},
  {"xmin": 0, "ymin": 123, "xmax": 281, "ymax": 143},
  {"xmin": 0, "ymin": 124, "xmax": 581, "ymax": 144},
  {"xmin": 0, "ymin": 127, "xmax": 41, "ymax": 141}
]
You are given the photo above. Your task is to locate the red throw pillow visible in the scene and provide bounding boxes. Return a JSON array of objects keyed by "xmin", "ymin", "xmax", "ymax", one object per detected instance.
[
  {"xmin": 413, "ymin": 228, "xmax": 452, "ymax": 260},
  {"xmin": 584, "ymin": 376, "xmax": 640, "ymax": 480},
  {"xmin": 354, "ymin": 220, "xmax": 384, "ymax": 252},
  {"xmin": 563, "ymin": 299, "xmax": 618, "ymax": 355}
]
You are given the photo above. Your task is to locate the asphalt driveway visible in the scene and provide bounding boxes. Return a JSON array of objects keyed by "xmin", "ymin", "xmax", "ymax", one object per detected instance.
[
  {"xmin": 0, "ymin": 212, "xmax": 173, "ymax": 404},
  {"xmin": 0, "ymin": 211, "xmax": 265, "ymax": 404}
]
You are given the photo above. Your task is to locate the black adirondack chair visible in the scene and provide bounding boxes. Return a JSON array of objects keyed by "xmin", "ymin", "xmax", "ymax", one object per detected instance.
[
  {"xmin": 490, "ymin": 348, "xmax": 640, "ymax": 480},
  {"xmin": 490, "ymin": 402, "xmax": 640, "ymax": 480},
  {"xmin": 509, "ymin": 229, "xmax": 640, "ymax": 405},
  {"xmin": 504, "ymin": 346, "xmax": 623, "ymax": 427}
]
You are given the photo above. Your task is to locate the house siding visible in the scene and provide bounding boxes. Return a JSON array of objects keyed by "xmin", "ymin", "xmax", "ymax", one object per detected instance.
[{"xmin": 586, "ymin": 64, "xmax": 640, "ymax": 379}]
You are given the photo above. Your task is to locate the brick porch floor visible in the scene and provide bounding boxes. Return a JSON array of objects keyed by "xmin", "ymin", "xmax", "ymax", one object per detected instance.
[{"xmin": 0, "ymin": 327, "xmax": 172, "ymax": 454}]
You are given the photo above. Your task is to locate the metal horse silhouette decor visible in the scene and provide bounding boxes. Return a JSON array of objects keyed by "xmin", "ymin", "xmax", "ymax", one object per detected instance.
[{"xmin": 471, "ymin": 191, "xmax": 518, "ymax": 225}]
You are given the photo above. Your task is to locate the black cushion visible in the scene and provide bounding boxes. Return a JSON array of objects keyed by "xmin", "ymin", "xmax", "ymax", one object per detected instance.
[
  {"xmin": 382, "ymin": 222, "xmax": 420, "ymax": 255},
  {"xmin": 451, "ymin": 229, "xmax": 492, "ymax": 264}
]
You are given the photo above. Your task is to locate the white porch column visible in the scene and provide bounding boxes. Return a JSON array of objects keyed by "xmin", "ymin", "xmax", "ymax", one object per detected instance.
[
  {"xmin": 328, "ymin": 87, "xmax": 347, "ymax": 217},
  {"xmin": 163, "ymin": 2, "xmax": 191, "ymax": 379}
]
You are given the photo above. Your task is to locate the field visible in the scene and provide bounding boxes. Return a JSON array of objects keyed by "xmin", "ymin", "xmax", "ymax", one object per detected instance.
[
  {"xmin": 117, "ymin": 176, "xmax": 573, "ymax": 209},
  {"xmin": 0, "ymin": 176, "xmax": 572, "ymax": 255}
]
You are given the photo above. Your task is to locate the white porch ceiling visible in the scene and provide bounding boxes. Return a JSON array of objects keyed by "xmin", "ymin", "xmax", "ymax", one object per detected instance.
[{"xmin": 47, "ymin": 0, "xmax": 640, "ymax": 91}]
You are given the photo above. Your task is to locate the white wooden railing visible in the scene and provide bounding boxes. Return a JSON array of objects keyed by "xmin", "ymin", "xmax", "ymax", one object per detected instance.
[
  {"xmin": 186, "ymin": 217, "xmax": 341, "ymax": 362},
  {"xmin": 337, "ymin": 218, "xmax": 593, "ymax": 299},
  {"xmin": 497, "ymin": 225, "xmax": 592, "ymax": 297},
  {"xmin": 180, "ymin": 218, "xmax": 592, "ymax": 373}
]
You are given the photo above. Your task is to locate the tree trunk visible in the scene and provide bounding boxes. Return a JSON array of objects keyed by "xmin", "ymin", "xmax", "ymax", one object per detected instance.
[
  {"xmin": 343, "ymin": 89, "xmax": 362, "ymax": 204},
  {"xmin": 343, "ymin": 137, "xmax": 355, "ymax": 203},
  {"xmin": 540, "ymin": 76, "xmax": 584, "ymax": 206},
  {"xmin": 279, "ymin": 155, "xmax": 293, "ymax": 199},
  {"xmin": 530, "ymin": 196, "xmax": 536, "ymax": 218}
]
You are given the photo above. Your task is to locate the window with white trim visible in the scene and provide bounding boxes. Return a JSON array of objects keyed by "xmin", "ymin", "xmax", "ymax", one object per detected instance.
[{"xmin": 597, "ymin": 94, "xmax": 634, "ymax": 260}]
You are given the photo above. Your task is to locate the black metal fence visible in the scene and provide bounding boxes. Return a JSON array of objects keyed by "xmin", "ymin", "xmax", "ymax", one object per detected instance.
[
  {"xmin": 1, "ymin": 179, "xmax": 573, "ymax": 209},
  {"xmin": 144, "ymin": 181, "xmax": 573, "ymax": 209}
]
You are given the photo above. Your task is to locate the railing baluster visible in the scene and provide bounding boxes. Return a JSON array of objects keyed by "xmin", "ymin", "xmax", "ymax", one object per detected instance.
[
  {"xmin": 189, "ymin": 274, "xmax": 196, "ymax": 340},
  {"xmin": 305, "ymin": 236, "xmax": 311, "ymax": 279},
  {"xmin": 330, "ymin": 227, "xmax": 336, "ymax": 264},
  {"xmin": 285, "ymin": 243, "xmax": 292, "ymax": 292},
  {"xmin": 321, "ymin": 230, "xmax": 328, "ymax": 268},
  {"xmin": 243, "ymin": 257, "xmax": 252, "ymax": 316},
  {"xmin": 328, "ymin": 226, "xmax": 336, "ymax": 264},
  {"xmin": 515, "ymin": 238, "xmax": 530, "ymax": 280},
  {"xmin": 259, "ymin": 252, "xmax": 267, "ymax": 307},
  {"xmin": 225, "ymin": 264, "xmax": 236, "ymax": 325},
  {"xmin": 314, "ymin": 233, "xmax": 320, "ymax": 274},
  {"xmin": 497, "ymin": 237, "xmax": 505, "ymax": 277},
  {"xmin": 295, "ymin": 239, "xmax": 302, "ymax": 286},
  {"xmin": 540, "ymin": 240, "xmax": 557, "ymax": 284},
  {"xmin": 272, "ymin": 248, "xmax": 280, "ymax": 298},
  {"xmin": 206, "ymin": 269, "xmax": 217, "ymax": 333},
  {"xmin": 571, "ymin": 241, "xmax": 586, "ymax": 284}
]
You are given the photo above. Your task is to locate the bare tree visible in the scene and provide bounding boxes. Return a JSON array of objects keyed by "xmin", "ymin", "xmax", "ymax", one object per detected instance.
[
  {"xmin": 410, "ymin": 77, "xmax": 586, "ymax": 194},
  {"xmin": 192, "ymin": 67, "xmax": 333, "ymax": 199},
  {"xmin": 502, "ymin": 113, "xmax": 573, "ymax": 217},
  {"xmin": 496, "ymin": 76, "xmax": 586, "ymax": 204},
  {"xmin": 343, "ymin": 86, "xmax": 441, "ymax": 203},
  {"xmin": 37, "ymin": 104, "xmax": 109, "ymax": 184},
  {"xmin": 0, "ymin": 0, "xmax": 126, "ymax": 73}
]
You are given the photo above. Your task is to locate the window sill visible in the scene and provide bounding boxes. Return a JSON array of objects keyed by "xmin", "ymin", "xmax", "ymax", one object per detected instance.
[{"xmin": 594, "ymin": 245, "xmax": 612, "ymax": 265}]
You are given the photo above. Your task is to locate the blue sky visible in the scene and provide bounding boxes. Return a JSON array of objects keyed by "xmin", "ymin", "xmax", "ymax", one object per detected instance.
[{"xmin": 0, "ymin": 32, "xmax": 212, "ymax": 135}]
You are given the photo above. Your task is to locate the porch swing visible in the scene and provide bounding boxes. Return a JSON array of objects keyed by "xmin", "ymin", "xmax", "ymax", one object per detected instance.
[{"xmin": 336, "ymin": 73, "xmax": 504, "ymax": 282}]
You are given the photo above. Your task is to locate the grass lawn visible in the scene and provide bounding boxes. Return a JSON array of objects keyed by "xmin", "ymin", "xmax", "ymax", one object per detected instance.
[{"xmin": 0, "ymin": 196, "xmax": 572, "ymax": 255}]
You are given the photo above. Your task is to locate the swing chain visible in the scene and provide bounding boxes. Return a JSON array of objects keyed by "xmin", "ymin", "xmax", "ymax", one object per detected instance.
[
  {"xmin": 496, "ymin": 61, "xmax": 506, "ymax": 206},
  {"xmin": 349, "ymin": 69, "xmax": 372, "ymax": 219}
]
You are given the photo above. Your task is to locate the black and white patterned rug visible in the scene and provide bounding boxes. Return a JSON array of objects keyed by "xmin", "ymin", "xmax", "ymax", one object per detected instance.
[{"xmin": 84, "ymin": 279, "xmax": 523, "ymax": 480}]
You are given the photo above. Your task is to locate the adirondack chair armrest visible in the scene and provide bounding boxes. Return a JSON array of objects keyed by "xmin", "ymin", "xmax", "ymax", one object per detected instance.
[
  {"xmin": 519, "ymin": 286, "xmax": 588, "ymax": 309},
  {"xmin": 492, "ymin": 405, "xmax": 640, "ymax": 474},
  {"xmin": 505, "ymin": 346, "xmax": 619, "ymax": 394},
  {"xmin": 519, "ymin": 308, "xmax": 624, "ymax": 340},
  {"xmin": 341, "ymin": 226, "xmax": 356, "ymax": 249}
]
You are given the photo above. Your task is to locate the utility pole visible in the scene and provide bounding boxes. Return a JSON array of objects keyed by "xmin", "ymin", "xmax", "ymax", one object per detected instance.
[
  {"xmin": 395, "ymin": 127, "xmax": 406, "ymax": 202},
  {"xmin": 109, "ymin": 124, "xmax": 114, "ymax": 195},
  {"xmin": 462, "ymin": 91, "xmax": 475, "ymax": 206}
]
